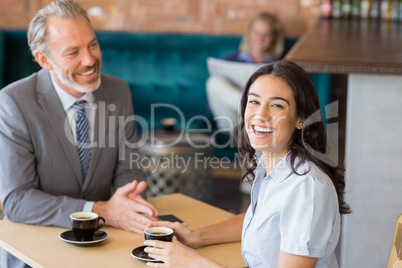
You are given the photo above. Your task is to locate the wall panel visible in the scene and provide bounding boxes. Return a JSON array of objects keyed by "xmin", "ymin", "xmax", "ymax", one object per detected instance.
[{"xmin": 0, "ymin": 0, "xmax": 321, "ymax": 37}]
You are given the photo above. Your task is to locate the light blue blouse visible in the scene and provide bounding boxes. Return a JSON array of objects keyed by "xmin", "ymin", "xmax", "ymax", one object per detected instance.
[{"xmin": 241, "ymin": 154, "xmax": 340, "ymax": 268}]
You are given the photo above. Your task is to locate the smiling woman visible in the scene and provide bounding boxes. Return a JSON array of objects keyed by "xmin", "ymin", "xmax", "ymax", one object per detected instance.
[
  {"xmin": 244, "ymin": 74, "xmax": 303, "ymax": 162},
  {"xmin": 140, "ymin": 60, "xmax": 350, "ymax": 268}
]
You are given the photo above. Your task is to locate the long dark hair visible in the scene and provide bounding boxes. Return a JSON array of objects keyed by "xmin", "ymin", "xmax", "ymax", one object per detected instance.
[{"xmin": 234, "ymin": 60, "xmax": 351, "ymax": 214}]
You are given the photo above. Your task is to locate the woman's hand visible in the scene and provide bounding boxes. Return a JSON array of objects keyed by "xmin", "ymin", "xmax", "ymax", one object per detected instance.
[
  {"xmin": 146, "ymin": 220, "xmax": 202, "ymax": 248},
  {"xmin": 144, "ymin": 237, "xmax": 224, "ymax": 268}
]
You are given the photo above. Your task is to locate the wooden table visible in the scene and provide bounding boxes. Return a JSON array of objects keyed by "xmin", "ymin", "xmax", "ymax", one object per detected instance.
[
  {"xmin": 0, "ymin": 193, "xmax": 246, "ymax": 268},
  {"xmin": 286, "ymin": 19, "xmax": 402, "ymax": 268}
]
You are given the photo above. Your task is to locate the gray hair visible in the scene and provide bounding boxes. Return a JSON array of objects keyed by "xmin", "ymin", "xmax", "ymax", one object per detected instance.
[{"xmin": 27, "ymin": 0, "xmax": 90, "ymax": 58}]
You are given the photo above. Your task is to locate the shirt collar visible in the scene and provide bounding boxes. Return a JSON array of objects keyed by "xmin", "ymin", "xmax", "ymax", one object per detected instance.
[
  {"xmin": 50, "ymin": 76, "xmax": 94, "ymax": 112},
  {"xmin": 238, "ymin": 51, "xmax": 273, "ymax": 64},
  {"xmin": 255, "ymin": 152, "xmax": 293, "ymax": 183}
]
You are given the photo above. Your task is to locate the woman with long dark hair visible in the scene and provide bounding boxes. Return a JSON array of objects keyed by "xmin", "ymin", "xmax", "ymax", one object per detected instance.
[{"xmin": 144, "ymin": 60, "xmax": 351, "ymax": 268}]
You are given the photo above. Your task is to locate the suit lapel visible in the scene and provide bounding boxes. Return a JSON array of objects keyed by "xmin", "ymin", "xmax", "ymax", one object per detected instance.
[{"xmin": 36, "ymin": 69, "xmax": 83, "ymax": 185}]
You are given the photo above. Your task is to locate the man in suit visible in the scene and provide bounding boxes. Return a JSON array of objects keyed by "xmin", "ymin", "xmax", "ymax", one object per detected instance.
[{"xmin": 0, "ymin": 1, "xmax": 158, "ymax": 266}]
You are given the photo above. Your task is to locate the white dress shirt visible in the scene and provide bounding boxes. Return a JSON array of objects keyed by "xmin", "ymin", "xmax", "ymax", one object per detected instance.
[{"xmin": 51, "ymin": 77, "xmax": 95, "ymax": 212}]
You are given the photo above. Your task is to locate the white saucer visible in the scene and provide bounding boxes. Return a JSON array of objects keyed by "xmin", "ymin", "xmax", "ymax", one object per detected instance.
[
  {"xmin": 59, "ymin": 230, "xmax": 108, "ymax": 246},
  {"xmin": 131, "ymin": 245, "xmax": 162, "ymax": 262}
]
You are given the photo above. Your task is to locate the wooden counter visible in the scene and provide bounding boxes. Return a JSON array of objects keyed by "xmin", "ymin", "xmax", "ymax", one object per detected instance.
[{"xmin": 286, "ymin": 19, "xmax": 402, "ymax": 74}]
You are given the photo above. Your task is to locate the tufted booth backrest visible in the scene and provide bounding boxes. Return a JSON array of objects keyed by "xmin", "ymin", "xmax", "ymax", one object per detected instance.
[
  {"xmin": 0, "ymin": 31, "xmax": 242, "ymax": 131},
  {"xmin": 0, "ymin": 31, "xmax": 303, "ymax": 128},
  {"xmin": 96, "ymin": 32, "xmax": 243, "ymax": 132},
  {"xmin": 1, "ymin": 31, "xmax": 41, "ymax": 86},
  {"xmin": 0, "ymin": 31, "xmax": 331, "ymax": 134},
  {"xmin": 0, "ymin": 31, "xmax": 334, "ymax": 158}
]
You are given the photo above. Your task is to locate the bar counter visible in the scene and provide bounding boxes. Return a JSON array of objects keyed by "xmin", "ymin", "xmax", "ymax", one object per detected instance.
[{"xmin": 286, "ymin": 19, "xmax": 402, "ymax": 74}]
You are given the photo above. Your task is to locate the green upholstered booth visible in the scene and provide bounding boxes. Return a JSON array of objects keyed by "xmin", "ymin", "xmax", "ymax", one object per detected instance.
[
  {"xmin": 0, "ymin": 30, "xmax": 331, "ymax": 159},
  {"xmin": 96, "ymin": 32, "xmax": 244, "ymax": 132}
]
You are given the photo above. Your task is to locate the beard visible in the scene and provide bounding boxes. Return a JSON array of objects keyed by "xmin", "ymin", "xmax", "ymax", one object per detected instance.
[{"xmin": 51, "ymin": 60, "xmax": 101, "ymax": 94}]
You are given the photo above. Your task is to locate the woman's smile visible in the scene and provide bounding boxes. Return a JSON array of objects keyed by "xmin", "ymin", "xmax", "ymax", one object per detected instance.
[{"xmin": 251, "ymin": 124, "xmax": 275, "ymax": 138}]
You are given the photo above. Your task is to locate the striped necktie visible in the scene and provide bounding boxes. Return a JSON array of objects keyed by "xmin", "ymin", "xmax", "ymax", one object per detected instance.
[{"xmin": 71, "ymin": 100, "xmax": 91, "ymax": 179}]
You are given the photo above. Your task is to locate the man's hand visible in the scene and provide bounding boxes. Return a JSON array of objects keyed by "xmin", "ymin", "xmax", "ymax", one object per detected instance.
[{"xmin": 93, "ymin": 180, "xmax": 159, "ymax": 233}]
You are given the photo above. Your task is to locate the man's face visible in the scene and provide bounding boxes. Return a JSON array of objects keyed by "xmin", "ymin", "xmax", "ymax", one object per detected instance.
[{"xmin": 45, "ymin": 15, "xmax": 102, "ymax": 97}]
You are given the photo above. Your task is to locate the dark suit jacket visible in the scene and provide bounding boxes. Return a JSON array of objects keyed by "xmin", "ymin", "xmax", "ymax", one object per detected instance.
[{"xmin": 0, "ymin": 69, "xmax": 146, "ymax": 228}]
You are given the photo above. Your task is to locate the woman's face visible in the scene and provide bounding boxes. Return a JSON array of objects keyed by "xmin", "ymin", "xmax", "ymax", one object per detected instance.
[
  {"xmin": 249, "ymin": 19, "xmax": 273, "ymax": 53},
  {"xmin": 244, "ymin": 75, "xmax": 303, "ymax": 159}
]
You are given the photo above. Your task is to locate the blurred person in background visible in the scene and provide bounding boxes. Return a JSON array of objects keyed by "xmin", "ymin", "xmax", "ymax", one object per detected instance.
[
  {"xmin": 225, "ymin": 12, "xmax": 284, "ymax": 64},
  {"xmin": 206, "ymin": 12, "xmax": 285, "ymax": 131}
]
